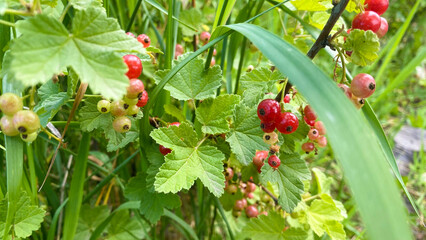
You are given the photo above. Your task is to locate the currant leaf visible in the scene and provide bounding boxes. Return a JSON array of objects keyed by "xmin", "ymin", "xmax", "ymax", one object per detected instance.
[
  {"xmin": 150, "ymin": 122, "xmax": 226, "ymax": 197},
  {"xmin": 124, "ymin": 174, "xmax": 181, "ymax": 223},
  {"xmin": 106, "ymin": 210, "xmax": 148, "ymax": 240},
  {"xmin": 75, "ymin": 205, "xmax": 110, "ymax": 239},
  {"xmin": 291, "ymin": 0, "xmax": 331, "ymax": 11},
  {"xmin": 9, "ymin": 8, "xmax": 145, "ymax": 100},
  {"xmin": 240, "ymin": 67, "xmax": 284, "ymax": 106},
  {"xmin": 154, "ymin": 56, "xmax": 222, "ymax": 101},
  {"xmin": 239, "ymin": 211, "xmax": 308, "ymax": 240},
  {"xmin": 226, "ymin": 104, "xmax": 268, "ymax": 165},
  {"xmin": 281, "ymin": 121, "xmax": 310, "ymax": 153},
  {"xmin": 196, "ymin": 94, "xmax": 241, "ymax": 135},
  {"xmin": 70, "ymin": 0, "xmax": 102, "ymax": 10},
  {"xmin": 344, "ymin": 29, "xmax": 380, "ymax": 66},
  {"xmin": 179, "ymin": 8, "xmax": 204, "ymax": 36},
  {"xmin": 260, "ymin": 153, "xmax": 310, "ymax": 212},
  {"xmin": 164, "ymin": 104, "xmax": 186, "ymax": 123}
]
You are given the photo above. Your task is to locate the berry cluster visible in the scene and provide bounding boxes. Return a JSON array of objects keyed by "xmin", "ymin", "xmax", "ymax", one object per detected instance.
[
  {"xmin": 257, "ymin": 99, "xmax": 299, "ymax": 134},
  {"xmin": 159, "ymin": 122, "xmax": 181, "ymax": 155},
  {"xmin": 351, "ymin": 0, "xmax": 389, "ymax": 38},
  {"xmin": 338, "ymin": 73, "xmax": 376, "ymax": 109},
  {"xmin": 301, "ymin": 105, "xmax": 327, "ymax": 154},
  {"xmin": 0, "ymin": 93, "xmax": 40, "ymax": 142},
  {"xmin": 97, "ymin": 54, "xmax": 148, "ymax": 133}
]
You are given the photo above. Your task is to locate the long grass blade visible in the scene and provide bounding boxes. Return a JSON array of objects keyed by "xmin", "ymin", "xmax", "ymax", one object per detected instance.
[
  {"xmin": 164, "ymin": 209, "xmax": 199, "ymax": 240},
  {"xmin": 220, "ymin": 23, "xmax": 412, "ymax": 240}
]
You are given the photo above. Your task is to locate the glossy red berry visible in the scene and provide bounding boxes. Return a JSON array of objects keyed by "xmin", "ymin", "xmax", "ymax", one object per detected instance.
[
  {"xmin": 246, "ymin": 182, "xmax": 256, "ymax": 192},
  {"xmin": 263, "ymin": 132, "xmax": 278, "ymax": 145},
  {"xmin": 136, "ymin": 90, "xmax": 149, "ymax": 107},
  {"xmin": 260, "ymin": 121, "xmax": 275, "ymax": 133},
  {"xmin": 0, "ymin": 93, "xmax": 23, "ymax": 116},
  {"xmin": 200, "ymin": 31, "xmax": 211, "ymax": 43},
  {"xmin": 253, "ymin": 150, "xmax": 268, "ymax": 172},
  {"xmin": 352, "ymin": 11, "xmax": 381, "ymax": 33},
  {"xmin": 126, "ymin": 32, "xmax": 135, "ymax": 38},
  {"xmin": 113, "ymin": 116, "xmax": 131, "ymax": 133},
  {"xmin": 169, "ymin": 122, "xmax": 181, "ymax": 127},
  {"xmin": 97, "ymin": 100, "xmax": 111, "ymax": 113},
  {"xmin": 0, "ymin": 116, "xmax": 19, "ymax": 136},
  {"xmin": 317, "ymin": 136, "xmax": 328, "ymax": 148},
  {"xmin": 137, "ymin": 34, "xmax": 151, "ymax": 48},
  {"xmin": 159, "ymin": 145, "xmax": 172, "ymax": 155},
  {"xmin": 284, "ymin": 94, "xmax": 291, "ymax": 103},
  {"xmin": 314, "ymin": 121, "xmax": 326, "ymax": 135},
  {"xmin": 13, "ymin": 110, "xmax": 40, "ymax": 134},
  {"xmin": 308, "ymin": 128, "xmax": 319, "ymax": 140},
  {"xmin": 234, "ymin": 199, "xmax": 246, "ymax": 211},
  {"xmin": 257, "ymin": 99, "xmax": 280, "ymax": 122},
  {"xmin": 126, "ymin": 79, "xmax": 145, "ymax": 99},
  {"xmin": 350, "ymin": 73, "xmax": 376, "ymax": 98},
  {"xmin": 245, "ymin": 205, "xmax": 259, "ymax": 218},
  {"xmin": 275, "ymin": 112, "xmax": 299, "ymax": 134},
  {"xmin": 364, "ymin": 0, "xmax": 389, "ymax": 15},
  {"xmin": 224, "ymin": 168, "xmax": 234, "ymax": 181},
  {"xmin": 110, "ymin": 100, "xmax": 127, "ymax": 117},
  {"xmin": 301, "ymin": 142, "xmax": 315, "ymax": 153},
  {"xmin": 268, "ymin": 155, "xmax": 281, "ymax": 169},
  {"xmin": 304, "ymin": 116, "xmax": 316, "ymax": 127},
  {"xmin": 376, "ymin": 17, "xmax": 388, "ymax": 38},
  {"xmin": 303, "ymin": 105, "xmax": 316, "ymax": 121},
  {"xmin": 123, "ymin": 54, "xmax": 142, "ymax": 79}
]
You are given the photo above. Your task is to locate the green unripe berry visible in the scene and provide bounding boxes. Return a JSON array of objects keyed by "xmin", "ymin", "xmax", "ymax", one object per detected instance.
[
  {"xmin": 97, "ymin": 100, "xmax": 111, "ymax": 113},
  {"xmin": 113, "ymin": 116, "xmax": 131, "ymax": 133},
  {"xmin": 0, "ymin": 116, "xmax": 19, "ymax": 136},
  {"xmin": 0, "ymin": 93, "xmax": 23, "ymax": 116},
  {"xmin": 13, "ymin": 110, "xmax": 40, "ymax": 134},
  {"xmin": 110, "ymin": 100, "xmax": 126, "ymax": 117},
  {"xmin": 126, "ymin": 104, "xmax": 139, "ymax": 117},
  {"xmin": 123, "ymin": 96, "xmax": 139, "ymax": 106},
  {"xmin": 20, "ymin": 132, "xmax": 38, "ymax": 143}
]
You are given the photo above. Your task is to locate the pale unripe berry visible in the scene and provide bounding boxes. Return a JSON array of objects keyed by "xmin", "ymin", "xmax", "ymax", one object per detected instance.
[
  {"xmin": 301, "ymin": 142, "xmax": 315, "ymax": 153},
  {"xmin": 225, "ymin": 184, "xmax": 238, "ymax": 195},
  {"xmin": 308, "ymin": 128, "xmax": 319, "ymax": 140},
  {"xmin": 0, "ymin": 116, "xmax": 19, "ymax": 136},
  {"xmin": 0, "ymin": 93, "xmax": 23, "ymax": 116},
  {"xmin": 126, "ymin": 79, "xmax": 145, "ymax": 99},
  {"xmin": 110, "ymin": 100, "xmax": 127, "ymax": 117},
  {"xmin": 263, "ymin": 132, "xmax": 278, "ymax": 145},
  {"xmin": 97, "ymin": 100, "xmax": 111, "ymax": 113},
  {"xmin": 126, "ymin": 104, "xmax": 139, "ymax": 117},
  {"xmin": 13, "ymin": 110, "xmax": 40, "ymax": 134},
  {"xmin": 21, "ymin": 132, "xmax": 38, "ymax": 143},
  {"xmin": 113, "ymin": 116, "xmax": 131, "ymax": 133},
  {"xmin": 224, "ymin": 168, "xmax": 234, "ymax": 181},
  {"xmin": 314, "ymin": 121, "xmax": 326, "ymax": 135},
  {"xmin": 317, "ymin": 136, "xmax": 328, "ymax": 148}
]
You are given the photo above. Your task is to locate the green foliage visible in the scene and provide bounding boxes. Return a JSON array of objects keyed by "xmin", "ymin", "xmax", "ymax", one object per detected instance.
[
  {"xmin": 150, "ymin": 122, "xmax": 226, "ymax": 196},
  {"xmin": 75, "ymin": 205, "xmax": 110, "ymax": 239},
  {"xmin": 0, "ymin": 193, "xmax": 45, "ymax": 239},
  {"xmin": 154, "ymin": 55, "xmax": 222, "ymax": 101},
  {"xmin": 8, "ymin": 7, "xmax": 144, "ymax": 100},
  {"xmin": 106, "ymin": 210, "xmax": 147, "ymax": 240},
  {"xmin": 344, "ymin": 29, "xmax": 380, "ymax": 66},
  {"xmin": 179, "ymin": 8, "xmax": 203, "ymax": 36}
]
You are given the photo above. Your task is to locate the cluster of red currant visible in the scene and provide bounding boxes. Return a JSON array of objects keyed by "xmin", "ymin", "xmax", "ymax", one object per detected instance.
[
  {"xmin": 97, "ymin": 53, "xmax": 148, "ymax": 133},
  {"xmin": 351, "ymin": 0, "xmax": 389, "ymax": 39},
  {"xmin": 301, "ymin": 105, "xmax": 327, "ymax": 154},
  {"xmin": 0, "ymin": 93, "xmax": 40, "ymax": 142},
  {"xmin": 339, "ymin": 73, "xmax": 376, "ymax": 109},
  {"xmin": 158, "ymin": 122, "xmax": 181, "ymax": 155},
  {"xmin": 126, "ymin": 32, "xmax": 151, "ymax": 48}
]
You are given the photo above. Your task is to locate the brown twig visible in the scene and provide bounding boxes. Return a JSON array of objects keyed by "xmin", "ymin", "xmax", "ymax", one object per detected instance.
[{"xmin": 284, "ymin": 0, "xmax": 350, "ymax": 95}]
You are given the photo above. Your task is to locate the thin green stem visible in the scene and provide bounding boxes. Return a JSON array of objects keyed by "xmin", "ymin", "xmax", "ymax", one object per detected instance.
[
  {"xmin": 59, "ymin": 3, "xmax": 71, "ymax": 22},
  {"xmin": 0, "ymin": 19, "xmax": 15, "ymax": 28},
  {"xmin": 214, "ymin": 198, "xmax": 234, "ymax": 240},
  {"xmin": 233, "ymin": 38, "xmax": 247, "ymax": 94},
  {"xmin": 126, "ymin": 0, "xmax": 143, "ymax": 32},
  {"xmin": 4, "ymin": 8, "xmax": 33, "ymax": 16}
]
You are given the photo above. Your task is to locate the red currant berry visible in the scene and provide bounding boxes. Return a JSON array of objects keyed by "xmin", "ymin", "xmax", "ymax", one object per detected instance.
[
  {"xmin": 253, "ymin": 150, "xmax": 268, "ymax": 172},
  {"xmin": 301, "ymin": 142, "xmax": 315, "ymax": 153},
  {"xmin": 169, "ymin": 122, "xmax": 181, "ymax": 127},
  {"xmin": 210, "ymin": 57, "xmax": 216, "ymax": 67},
  {"xmin": 338, "ymin": 83, "xmax": 353, "ymax": 99},
  {"xmin": 284, "ymin": 94, "xmax": 291, "ymax": 103},
  {"xmin": 257, "ymin": 99, "xmax": 280, "ymax": 122},
  {"xmin": 110, "ymin": 100, "xmax": 127, "ymax": 117},
  {"xmin": 0, "ymin": 93, "xmax": 23, "ymax": 116},
  {"xmin": 224, "ymin": 167, "xmax": 234, "ymax": 181},
  {"xmin": 263, "ymin": 132, "xmax": 278, "ymax": 145},
  {"xmin": 97, "ymin": 100, "xmax": 111, "ymax": 113},
  {"xmin": 245, "ymin": 205, "xmax": 259, "ymax": 218},
  {"xmin": 200, "ymin": 31, "xmax": 211, "ymax": 43},
  {"xmin": 245, "ymin": 192, "xmax": 254, "ymax": 199},
  {"xmin": 113, "ymin": 116, "xmax": 131, "ymax": 133},
  {"xmin": 246, "ymin": 182, "xmax": 256, "ymax": 193},
  {"xmin": 126, "ymin": 78, "xmax": 145, "ymax": 99},
  {"xmin": 268, "ymin": 155, "xmax": 281, "ymax": 169},
  {"xmin": 303, "ymin": 105, "xmax": 316, "ymax": 121},
  {"xmin": 136, "ymin": 90, "xmax": 149, "ymax": 107},
  {"xmin": 0, "ymin": 116, "xmax": 19, "ymax": 136},
  {"xmin": 308, "ymin": 128, "xmax": 319, "ymax": 140},
  {"xmin": 304, "ymin": 116, "xmax": 316, "ymax": 126},
  {"xmin": 364, "ymin": 0, "xmax": 389, "ymax": 15},
  {"xmin": 316, "ymin": 136, "xmax": 328, "ymax": 148},
  {"xmin": 225, "ymin": 184, "xmax": 238, "ymax": 195},
  {"xmin": 126, "ymin": 32, "xmax": 135, "ymax": 38},
  {"xmin": 376, "ymin": 17, "xmax": 388, "ymax": 38},
  {"xmin": 123, "ymin": 54, "xmax": 142, "ymax": 79},
  {"xmin": 234, "ymin": 199, "xmax": 246, "ymax": 211},
  {"xmin": 13, "ymin": 110, "xmax": 40, "ymax": 134},
  {"xmin": 350, "ymin": 73, "xmax": 376, "ymax": 98},
  {"xmin": 137, "ymin": 34, "xmax": 151, "ymax": 48},
  {"xmin": 352, "ymin": 11, "xmax": 381, "ymax": 33},
  {"xmin": 213, "ymin": 48, "xmax": 217, "ymax": 56},
  {"xmin": 260, "ymin": 121, "xmax": 275, "ymax": 133},
  {"xmin": 275, "ymin": 112, "xmax": 299, "ymax": 134},
  {"xmin": 314, "ymin": 121, "xmax": 326, "ymax": 135},
  {"xmin": 159, "ymin": 145, "xmax": 172, "ymax": 155}
]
